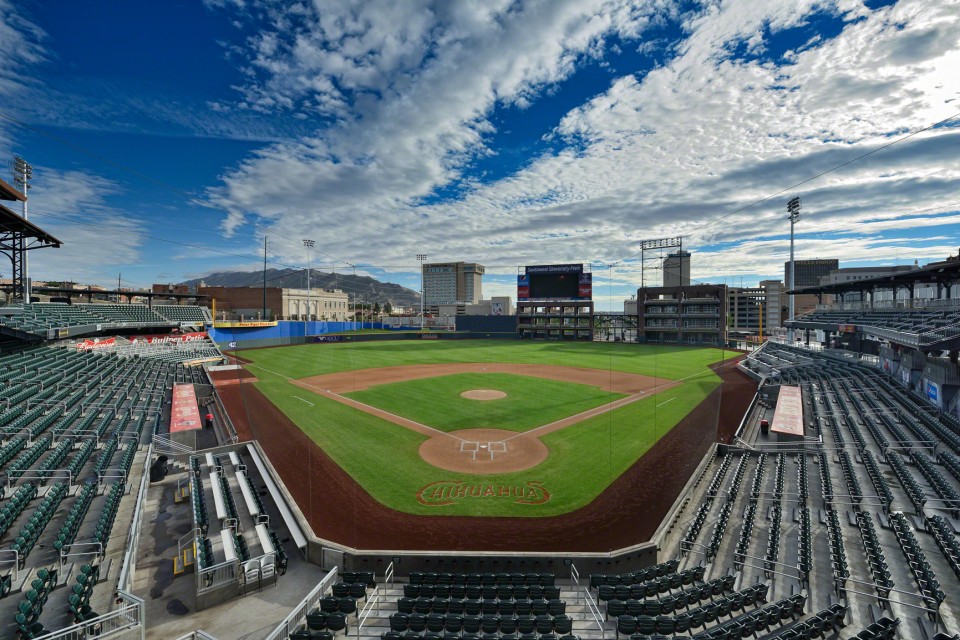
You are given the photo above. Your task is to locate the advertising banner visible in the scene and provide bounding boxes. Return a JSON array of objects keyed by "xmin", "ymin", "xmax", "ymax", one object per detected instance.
[
  {"xmin": 170, "ymin": 383, "xmax": 202, "ymax": 433},
  {"xmin": 130, "ymin": 331, "xmax": 208, "ymax": 345},
  {"xmin": 76, "ymin": 337, "xmax": 117, "ymax": 351},
  {"xmin": 517, "ymin": 274, "xmax": 530, "ymax": 301}
]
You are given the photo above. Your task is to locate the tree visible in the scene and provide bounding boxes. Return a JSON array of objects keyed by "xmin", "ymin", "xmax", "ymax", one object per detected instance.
[
  {"xmin": 373, "ymin": 302, "xmax": 381, "ymax": 315},
  {"xmin": 383, "ymin": 302, "xmax": 393, "ymax": 315}
]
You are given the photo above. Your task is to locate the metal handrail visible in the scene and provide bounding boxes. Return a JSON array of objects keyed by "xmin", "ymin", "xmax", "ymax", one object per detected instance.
[
  {"xmin": 581, "ymin": 583, "xmax": 606, "ymax": 639},
  {"xmin": 117, "ymin": 443, "xmax": 152, "ymax": 592},
  {"xmin": 264, "ymin": 567, "xmax": 340, "ymax": 640}
]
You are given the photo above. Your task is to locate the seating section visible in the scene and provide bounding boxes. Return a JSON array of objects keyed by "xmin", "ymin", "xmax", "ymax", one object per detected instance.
[
  {"xmin": 0, "ymin": 302, "xmax": 211, "ymax": 338},
  {"xmin": 154, "ymin": 305, "xmax": 209, "ymax": 323},
  {"xmin": 788, "ymin": 306, "xmax": 960, "ymax": 346}
]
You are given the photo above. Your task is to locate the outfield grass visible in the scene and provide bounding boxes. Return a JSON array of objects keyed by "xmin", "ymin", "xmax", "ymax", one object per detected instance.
[
  {"xmin": 244, "ymin": 340, "xmax": 728, "ymax": 516},
  {"xmin": 242, "ymin": 339, "xmax": 729, "ymax": 381},
  {"xmin": 344, "ymin": 373, "xmax": 625, "ymax": 433}
]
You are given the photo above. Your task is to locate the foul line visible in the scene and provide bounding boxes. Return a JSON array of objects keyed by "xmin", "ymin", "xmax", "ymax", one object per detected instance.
[
  {"xmin": 239, "ymin": 354, "xmax": 737, "ymax": 446},
  {"xmin": 238, "ymin": 360, "xmax": 469, "ymax": 443},
  {"xmin": 292, "ymin": 395, "xmax": 315, "ymax": 407}
]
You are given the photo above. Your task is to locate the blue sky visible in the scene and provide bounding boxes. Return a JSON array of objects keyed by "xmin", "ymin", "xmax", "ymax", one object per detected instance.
[{"xmin": 0, "ymin": 0, "xmax": 958, "ymax": 310}]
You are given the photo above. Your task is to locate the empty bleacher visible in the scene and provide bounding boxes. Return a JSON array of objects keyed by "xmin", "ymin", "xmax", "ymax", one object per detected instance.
[
  {"xmin": 0, "ymin": 302, "xmax": 212, "ymax": 339},
  {"xmin": 670, "ymin": 340, "xmax": 960, "ymax": 639},
  {"xmin": 0, "ymin": 343, "xmax": 220, "ymax": 636}
]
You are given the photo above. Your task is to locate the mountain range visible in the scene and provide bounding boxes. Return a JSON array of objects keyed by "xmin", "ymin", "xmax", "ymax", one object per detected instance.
[{"xmin": 181, "ymin": 269, "xmax": 420, "ymax": 309}]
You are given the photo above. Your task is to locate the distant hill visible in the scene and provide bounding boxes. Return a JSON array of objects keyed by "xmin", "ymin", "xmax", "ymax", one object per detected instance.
[{"xmin": 181, "ymin": 268, "xmax": 420, "ymax": 309}]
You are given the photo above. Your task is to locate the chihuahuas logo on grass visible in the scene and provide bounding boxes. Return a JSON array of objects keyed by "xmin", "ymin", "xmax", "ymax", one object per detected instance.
[{"xmin": 416, "ymin": 480, "xmax": 551, "ymax": 506}]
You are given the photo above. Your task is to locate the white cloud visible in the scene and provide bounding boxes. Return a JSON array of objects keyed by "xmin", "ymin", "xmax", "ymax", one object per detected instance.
[
  {"xmin": 206, "ymin": 0, "xmax": 960, "ymax": 289},
  {"xmin": 21, "ymin": 168, "xmax": 145, "ymax": 284}
]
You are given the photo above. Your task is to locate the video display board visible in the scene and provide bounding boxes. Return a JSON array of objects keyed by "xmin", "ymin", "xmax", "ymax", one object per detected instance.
[{"xmin": 518, "ymin": 264, "xmax": 591, "ymax": 301}]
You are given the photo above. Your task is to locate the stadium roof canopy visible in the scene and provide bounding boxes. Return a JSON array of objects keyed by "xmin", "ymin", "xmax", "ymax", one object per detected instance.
[
  {"xmin": 788, "ymin": 258, "xmax": 960, "ymax": 297},
  {"xmin": 0, "ymin": 178, "xmax": 26, "ymax": 202},
  {"xmin": 0, "ymin": 203, "xmax": 63, "ymax": 248}
]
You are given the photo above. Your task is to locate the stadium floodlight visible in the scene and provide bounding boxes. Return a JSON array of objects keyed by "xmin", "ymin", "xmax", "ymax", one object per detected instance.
[
  {"xmin": 786, "ymin": 197, "xmax": 801, "ymax": 342},
  {"xmin": 11, "ymin": 155, "xmax": 32, "ymax": 301},
  {"xmin": 303, "ymin": 239, "xmax": 315, "ymax": 330},
  {"xmin": 417, "ymin": 254, "xmax": 428, "ymax": 331}
]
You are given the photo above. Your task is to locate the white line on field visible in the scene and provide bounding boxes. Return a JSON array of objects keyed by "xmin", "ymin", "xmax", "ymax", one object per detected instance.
[
  {"xmin": 292, "ymin": 395, "xmax": 315, "ymax": 406},
  {"xmin": 657, "ymin": 397, "xmax": 677, "ymax": 408}
]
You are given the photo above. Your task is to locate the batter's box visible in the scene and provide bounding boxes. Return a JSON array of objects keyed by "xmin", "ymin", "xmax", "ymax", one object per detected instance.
[
  {"xmin": 460, "ymin": 441, "xmax": 480, "ymax": 460},
  {"xmin": 486, "ymin": 441, "xmax": 507, "ymax": 460}
]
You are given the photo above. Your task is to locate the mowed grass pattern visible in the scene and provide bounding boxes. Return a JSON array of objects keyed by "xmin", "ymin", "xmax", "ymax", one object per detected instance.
[
  {"xmin": 241, "ymin": 339, "xmax": 726, "ymax": 380},
  {"xmin": 242, "ymin": 340, "xmax": 728, "ymax": 516},
  {"xmin": 343, "ymin": 373, "xmax": 625, "ymax": 433}
]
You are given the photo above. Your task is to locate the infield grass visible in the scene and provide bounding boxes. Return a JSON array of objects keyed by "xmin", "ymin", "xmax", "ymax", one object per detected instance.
[
  {"xmin": 243, "ymin": 340, "xmax": 729, "ymax": 516},
  {"xmin": 343, "ymin": 373, "xmax": 625, "ymax": 433}
]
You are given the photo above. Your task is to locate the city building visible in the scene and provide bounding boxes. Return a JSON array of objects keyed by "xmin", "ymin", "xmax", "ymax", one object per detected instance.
[
  {"xmin": 785, "ymin": 258, "xmax": 839, "ymax": 288},
  {"xmin": 431, "ymin": 296, "xmax": 514, "ymax": 317},
  {"xmin": 727, "ymin": 280, "xmax": 785, "ymax": 340},
  {"xmin": 785, "ymin": 259, "xmax": 838, "ymax": 317},
  {"xmin": 663, "ymin": 251, "xmax": 691, "ymax": 287},
  {"xmin": 422, "ymin": 262, "xmax": 484, "ymax": 307},
  {"xmin": 199, "ymin": 286, "xmax": 349, "ymax": 321},
  {"xmin": 636, "ymin": 284, "xmax": 726, "ymax": 345}
]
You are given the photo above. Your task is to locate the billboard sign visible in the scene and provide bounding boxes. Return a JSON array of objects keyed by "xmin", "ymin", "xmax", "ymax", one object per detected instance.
[{"xmin": 519, "ymin": 264, "xmax": 590, "ymax": 301}]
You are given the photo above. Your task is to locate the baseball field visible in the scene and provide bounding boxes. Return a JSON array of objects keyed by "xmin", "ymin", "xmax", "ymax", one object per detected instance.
[{"xmin": 228, "ymin": 339, "xmax": 731, "ymax": 518}]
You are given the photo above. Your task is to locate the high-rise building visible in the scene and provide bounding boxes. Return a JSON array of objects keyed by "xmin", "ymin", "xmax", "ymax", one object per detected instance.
[
  {"xmin": 663, "ymin": 251, "xmax": 691, "ymax": 287},
  {"xmin": 422, "ymin": 262, "xmax": 484, "ymax": 306}
]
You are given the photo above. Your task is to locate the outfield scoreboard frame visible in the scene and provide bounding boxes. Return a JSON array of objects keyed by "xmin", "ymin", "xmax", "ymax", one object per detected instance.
[{"xmin": 518, "ymin": 263, "xmax": 592, "ymax": 302}]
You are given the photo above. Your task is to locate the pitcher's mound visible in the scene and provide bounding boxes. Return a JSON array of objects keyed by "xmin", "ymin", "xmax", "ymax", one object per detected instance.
[
  {"xmin": 461, "ymin": 389, "xmax": 507, "ymax": 400},
  {"xmin": 419, "ymin": 428, "xmax": 547, "ymax": 474}
]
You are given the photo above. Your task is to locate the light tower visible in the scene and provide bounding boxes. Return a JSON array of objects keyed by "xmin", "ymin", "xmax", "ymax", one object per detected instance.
[
  {"xmin": 787, "ymin": 197, "xmax": 801, "ymax": 342},
  {"xmin": 417, "ymin": 254, "xmax": 428, "ymax": 331},
  {"xmin": 11, "ymin": 156, "xmax": 32, "ymax": 302},
  {"xmin": 303, "ymin": 239, "xmax": 314, "ymax": 331}
]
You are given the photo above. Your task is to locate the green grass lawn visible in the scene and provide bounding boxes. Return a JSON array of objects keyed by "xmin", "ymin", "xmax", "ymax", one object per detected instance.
[
  {"xmin": 241, "ymin": 339, "xmax": 730, "ymax": 381},
  {"xmin": 343, "ymin": 373, "xmax": 625, "ymax": 433},
  {"xmin": 245, "ymin": 340, "xmax": 728, "ymax": 516}
]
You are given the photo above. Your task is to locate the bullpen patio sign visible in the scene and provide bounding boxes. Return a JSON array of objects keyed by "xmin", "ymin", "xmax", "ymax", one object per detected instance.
[{"xmin": 417, "ymin": 480, "xmax": 551, "ymax": 506}]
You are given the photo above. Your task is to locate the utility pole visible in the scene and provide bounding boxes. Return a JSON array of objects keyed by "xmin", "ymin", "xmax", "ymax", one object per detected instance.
[
  {"xmin": 787, "ymin": 197, "xmax": 801, "ymax": 343},
  {"xmin": 303, "ymin": 239, "xmax": 314, "ymax": 332},
  {"xmin": 263, "ymin": 236, "xmax": 268, "ymax": 321},
  {"xmin": 11, "ymin": 156, "xmax": 32, "ymax": 302},
  {"xmin": 417, "ymin": 254, "xmax": 427, "ymax": 331}
]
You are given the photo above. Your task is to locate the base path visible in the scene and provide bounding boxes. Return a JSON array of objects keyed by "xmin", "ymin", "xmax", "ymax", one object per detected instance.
[
  {"xmin": 297, "ymin": 363, "xmax": 674, "ymax": 394},
  {"xmin": 214, "ymin": 356, "xmax": 756, "ymax": 552},
  {"xmin": 291, "ymin": 363, "xmax": 678, "ymax": 474}
]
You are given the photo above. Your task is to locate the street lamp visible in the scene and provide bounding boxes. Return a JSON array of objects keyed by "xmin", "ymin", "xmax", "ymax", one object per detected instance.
[
  {"xmin": 786, "ymin": 197, "xmax": 801, "ymax": 342},
  {"xmin": 417, "ymin": 254, "xmax": 428, "ymax": 331},
  {"xmin": 303, "ymin": 239, "xmax": 314, "ymax": 333}
]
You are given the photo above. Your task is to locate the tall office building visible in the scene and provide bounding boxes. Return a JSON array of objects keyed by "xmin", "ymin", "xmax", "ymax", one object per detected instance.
[
  {"xmin": 422, "ymin": 262, "xmax": 484, "ymax": 306},
  {"xmin": 663, "ymin": 251, "xmax": 691, "ymax": 287}
]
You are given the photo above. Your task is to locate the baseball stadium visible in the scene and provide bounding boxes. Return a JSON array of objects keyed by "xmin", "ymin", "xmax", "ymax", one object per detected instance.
[{"xmin": 2, "ymin": 162, "xmax": 960, "ymax": 640}]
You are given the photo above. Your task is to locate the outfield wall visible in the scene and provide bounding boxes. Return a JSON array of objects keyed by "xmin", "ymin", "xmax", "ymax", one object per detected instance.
[{"xmin": 209, "ymin": 321, "xmax": 382, "ymax": 348}]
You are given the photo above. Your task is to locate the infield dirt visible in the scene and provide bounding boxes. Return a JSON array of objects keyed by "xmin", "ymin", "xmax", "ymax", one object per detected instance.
[{"xmin": 213, "ymin": 357, "xmax": 754, "ymax": 552}]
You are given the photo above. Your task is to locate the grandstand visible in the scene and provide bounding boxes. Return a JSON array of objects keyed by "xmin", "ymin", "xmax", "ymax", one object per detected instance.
[
  {"xmin": 0, "ymin": 267, "xmax": 958, "ymax": 640},
  {"xmin": 0, "ymin": 303, "xmax": 213, "ymax": 342}
]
